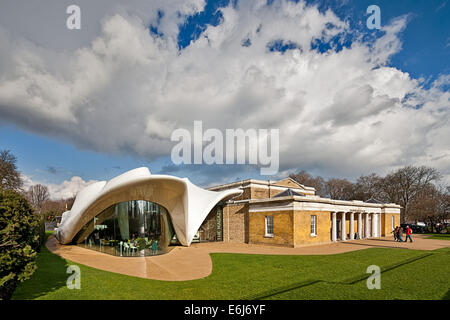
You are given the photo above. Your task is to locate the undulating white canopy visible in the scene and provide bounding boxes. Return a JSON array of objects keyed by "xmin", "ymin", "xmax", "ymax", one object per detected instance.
[{"xmin": 54, "ymin": 167, "xmax": 242, "ymax": 246}]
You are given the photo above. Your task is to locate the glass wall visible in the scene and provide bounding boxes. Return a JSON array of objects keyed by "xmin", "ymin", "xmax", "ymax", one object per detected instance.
[{"xmin": 73, "ymin": 200, "xmax": 176, "ymax": 257}]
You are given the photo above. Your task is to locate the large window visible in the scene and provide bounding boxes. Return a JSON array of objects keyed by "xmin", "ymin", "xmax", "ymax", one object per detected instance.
[
  {"xmin": 265, "ymin": 216, "xmax": 274, "ymax": 237},
  {"xmin": 73, "ymin": 200, "xmax": 176, "ymax": 257},
  {"xmin": 311, "ymin": 215, "xmax": 317, "ymax": 236}
]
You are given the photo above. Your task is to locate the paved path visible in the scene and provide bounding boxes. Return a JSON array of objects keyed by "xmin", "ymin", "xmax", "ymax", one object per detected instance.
[{"xmin": 46, "ymin": 234, "xmax": 449, "ymax": 281}]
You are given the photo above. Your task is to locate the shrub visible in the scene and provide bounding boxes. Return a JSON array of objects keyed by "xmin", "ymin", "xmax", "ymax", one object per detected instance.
[{"xmin": 0, "ymin": 189, "xmax": 40, "ymax": 300}]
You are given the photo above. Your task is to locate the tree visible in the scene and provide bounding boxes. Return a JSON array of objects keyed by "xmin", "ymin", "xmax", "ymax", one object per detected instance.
[
  {"xmin": 26, "ymin": 184, "xmax": 50, "ymax": 215},
  {"xmin": 289, "ymin": 170, "xmax": 326, "ymax": 197},
  {"xmin": 0, "ymin": 189, "xmax": 40, "ymax": 300},
  {"xmin": 382, "ymin": 166, "xmax": 441, "ymax": 222},
  {"xmin": 0, "ymin": 150, "xmax": 23, "ymax": 191},
  {"xmin": 325, "ymin": 178, "xmax": 354, "ymax": 200},
  {"xmin": 408, "ymin": 184, "xmax": 449, "ymax": 232},
  {"xmin": 353, "ymin": 173, "xmax": 384, "ymax": 201}
]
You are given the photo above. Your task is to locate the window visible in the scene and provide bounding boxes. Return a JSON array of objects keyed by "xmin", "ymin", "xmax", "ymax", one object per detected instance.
[
  {"xmin": 265, "ymin": 216, "xmax": 274, "ymax": 237},
  {"xmin": 73, "ymin": 200, "xmax": 175, "ymax": 257},
  {"xmin": 311, "ymin": 215, "xmax": 317, "ymax": 236}
]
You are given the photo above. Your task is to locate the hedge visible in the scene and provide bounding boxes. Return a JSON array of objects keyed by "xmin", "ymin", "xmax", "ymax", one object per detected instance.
[{"xmin": 0, "ymin": 189, "xmax": 40, "ymax": 300}]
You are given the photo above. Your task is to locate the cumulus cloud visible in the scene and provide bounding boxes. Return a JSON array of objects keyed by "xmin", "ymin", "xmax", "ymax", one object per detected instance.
[
  {"xmin": 23, "ymin": 174, "xmax": 98, "ymax": 200},
  {"xmin": 1, "ymin": 0, "xmax": 449, "ymax": 183}
]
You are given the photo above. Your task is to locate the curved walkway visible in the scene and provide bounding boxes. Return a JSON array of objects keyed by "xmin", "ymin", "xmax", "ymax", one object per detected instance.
[{"xmin": 46, "ymin": 234, "xmax": 449, "ymax": 281}]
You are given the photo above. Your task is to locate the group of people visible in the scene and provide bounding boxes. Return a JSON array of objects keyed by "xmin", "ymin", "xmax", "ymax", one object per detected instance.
[{"xmin": 393, "ymin": 225, "xmax": 413, "ymax": 242}]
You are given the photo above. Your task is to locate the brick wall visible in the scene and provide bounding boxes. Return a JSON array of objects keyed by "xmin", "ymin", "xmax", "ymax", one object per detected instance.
[
  {"xmin": 248, "ymin": 210, "xmax": 294, "ymax": 247},
  {"xmin": 223, "ymin": 203, "xmax": 248, "ymax": 243},
  {"xmin": 294, "ymin": 210, "xmax": 332, "ymax": 246}
]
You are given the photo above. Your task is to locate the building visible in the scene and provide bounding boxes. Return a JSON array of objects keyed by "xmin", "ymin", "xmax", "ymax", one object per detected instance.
[
  {"xmin": 55, "ymin": 168, "xmax": 400, "ymax": 256},
  {"xmin": 208, "ymin": 178, "xmax": 401, "ymax": 247},
  {"xmin": 54, "ymin": 167, "xmax": 242, "ymax": 256}
]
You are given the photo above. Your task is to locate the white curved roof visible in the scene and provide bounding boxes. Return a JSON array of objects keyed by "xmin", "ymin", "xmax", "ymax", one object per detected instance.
[{"xmin": 54, "ymin": 167, "xmax": 242, "ymax": 246}]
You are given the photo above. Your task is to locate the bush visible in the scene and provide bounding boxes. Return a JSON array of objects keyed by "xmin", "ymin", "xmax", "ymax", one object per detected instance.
[
  {"xmin": 35, "ymin": 217, "xmax": 46, "ymax": 253},
  {"xmin": 0, "ymin": 189, "xmax": 40, "ymax": 300}
]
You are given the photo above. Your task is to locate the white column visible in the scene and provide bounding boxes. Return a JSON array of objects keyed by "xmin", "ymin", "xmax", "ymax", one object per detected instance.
[
  {"xmin": 341, "ymin": 212, "xmax": 346, "ymax": 241},
  {"xmin": 357, "ymin": 212, "xmax": 362, "ymax": 239},
  {"xmin": 332, "ymin": 212, "xmax": 337, "ymax": 242},
  {"xmin": 379, "ymin": 213, "xmax": 382, "ymax": 237},
  {"xmin": 372, "ymin": 213, "xmax": 377, "ymax": 238},
  {"xmin": 365, "ymin": 212, "xmax": 369, "ymax": 238},
  {"xmin": 349, "ymin": 212, "xmax": 354, "ymax": 240}
]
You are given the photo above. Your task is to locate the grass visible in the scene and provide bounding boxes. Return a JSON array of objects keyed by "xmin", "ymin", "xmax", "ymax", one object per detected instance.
[
  {"xmin": 423, "ymin": 233, "xmax": 450, "ymax": 241},
  {"xmin": 12, "ymin": 232, "xmax": 450, "ymax": 300}
]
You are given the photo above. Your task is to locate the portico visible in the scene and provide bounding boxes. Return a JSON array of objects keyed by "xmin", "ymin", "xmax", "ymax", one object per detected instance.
[{"xmin": 331, "ymin": 211, "xmax": 382, "ymax": 242}]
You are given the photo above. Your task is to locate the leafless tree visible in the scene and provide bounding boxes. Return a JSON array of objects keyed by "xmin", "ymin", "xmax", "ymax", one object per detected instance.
[
  {"xmin": 380, "ymin": 166, "xmax": 441, "ymax": 222},
  {"xmin": 324, "ymin": 178, "xmax": 354, "ymax": 200},
  {"xmin": 408, "ymin": 184, "xmax": 449, "ymax": 231},
  {"xmin": 0, "ymin": 150, "xmax": 23, "ymax": 191},
  {"xmin": 289, "ymin": 170, "xmax": 326, "ymax": 196},
  {"xmin": 26, "ymin": 184, "xmax": 50, "ymax": 214},
  {"xmin": 353, "ymin": 173, "xmax": 384, "ymax": 201}
]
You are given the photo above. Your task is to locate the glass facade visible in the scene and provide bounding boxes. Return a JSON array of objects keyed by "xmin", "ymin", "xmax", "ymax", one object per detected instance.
[{"xmin": 73, "ymin": 200, "xmax": 176, "ymax": 257}]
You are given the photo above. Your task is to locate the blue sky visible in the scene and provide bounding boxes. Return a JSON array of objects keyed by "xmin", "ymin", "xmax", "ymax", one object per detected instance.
[{"xmin": 0, "ymin": 0, "xmax": 449, "ymax": 196}]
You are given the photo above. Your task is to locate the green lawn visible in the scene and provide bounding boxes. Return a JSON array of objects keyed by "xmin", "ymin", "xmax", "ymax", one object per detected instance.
[
  {"xmin": 12, "ymin": 232, "xmax": 450, "ymax": 300},
  {"xmin": 423, "ymin": 233, "xmax": 450, "ymax": 241}
]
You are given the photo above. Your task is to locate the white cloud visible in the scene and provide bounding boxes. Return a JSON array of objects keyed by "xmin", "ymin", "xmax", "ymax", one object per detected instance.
[
  {"xmin": 1, "ymin": 0, "xmax": 449, "ymax": 184},
  {"xmin": 22, "ymin": 174, "xmax": 98, "ymax": 200}
]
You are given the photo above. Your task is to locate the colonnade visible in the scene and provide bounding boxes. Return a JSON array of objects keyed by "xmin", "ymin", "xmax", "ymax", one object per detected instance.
[{"xmin": 331, "ymin": 211, "xmax": 382, "ymax": 242}]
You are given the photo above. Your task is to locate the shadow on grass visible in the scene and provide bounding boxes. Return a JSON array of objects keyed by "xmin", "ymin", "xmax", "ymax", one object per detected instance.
[
  {"xmin": 341, "ymin": 241, "xmax": 410, "ymax": 250},
  {"xmin": 244, "ymin": 253, "xmax": 433, "ymax": 300},
  {"xmin": 12, "ymin": 234, "xmax": 69, "ymax": 300},
  {"xmin": 443, "ymin": 288, "xmax": 450, "ymax": 300}
]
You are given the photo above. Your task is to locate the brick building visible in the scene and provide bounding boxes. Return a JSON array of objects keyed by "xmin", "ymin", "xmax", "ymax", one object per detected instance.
[{"xmin": 199, "ymin": 178, "xmax": 401, "ymax": 247}]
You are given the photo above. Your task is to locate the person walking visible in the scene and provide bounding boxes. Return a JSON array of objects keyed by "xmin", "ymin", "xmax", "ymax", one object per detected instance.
[
  {"xmin": 405, "ymin": 225, "xmax": 413, "ymax": 243},
  {"xmin": 397, "ymin": 226, "xmax": 405, "ymax": 242},
  {"xmin": 392, "ymin": 226, "xmax": 398, "ymax": 241}
]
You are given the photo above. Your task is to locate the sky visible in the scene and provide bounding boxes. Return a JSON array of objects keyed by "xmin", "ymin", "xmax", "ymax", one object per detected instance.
[{"xmin": 0, "ymin": 0, "xmax": 449, "ymax": 199}]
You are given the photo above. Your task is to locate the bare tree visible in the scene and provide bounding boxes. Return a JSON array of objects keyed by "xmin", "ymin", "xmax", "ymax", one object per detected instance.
[
  {"xmin": 26, "ymin": 184, "xmax": 50, "ymax": 214},
  {"xmin": 409, "ymin": 184, "xmax": 449, "ymax": 231},
  {"xmin": 353, "ymin": 173, "xmax": 384, "ymax": 201},
  {"xmin": 381, "ymin": 166, "xmax": 441, "ymax": 222},
  {"xmin": 0, "ymin": 150, "xmax": 23, "ymax": 191},
  {"xmin": 325, "ymin": 178, "xmax": 354, "ymax": 200},
  {"xmin": 289, "ymin": 170, "xmax": 326, "ymax": 196}
]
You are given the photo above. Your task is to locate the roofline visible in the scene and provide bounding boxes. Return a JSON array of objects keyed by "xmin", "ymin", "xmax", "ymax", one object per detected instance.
[
  {"xmin": 208, "ymin": 178, "xmax": 316, "ymax": 192},
  {"xmin": 245, "ymin": 195, "xmax": 401, "ymax": 208}
]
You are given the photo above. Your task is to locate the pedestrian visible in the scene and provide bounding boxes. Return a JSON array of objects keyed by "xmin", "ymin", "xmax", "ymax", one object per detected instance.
[
  {"xmin": 392, "ymin": 227, "xmax": 397, "ymax": 241},
  {"xmin": 392, "ymin": 226, "xmax": 399, "ymax": 241},
  {"xmin": 397, "ymin": 226, "xmax": 404, "ymax": 242},
  {"xmin": 405, "ymin": 225, "xmax": 413, "ymax": 243}
]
